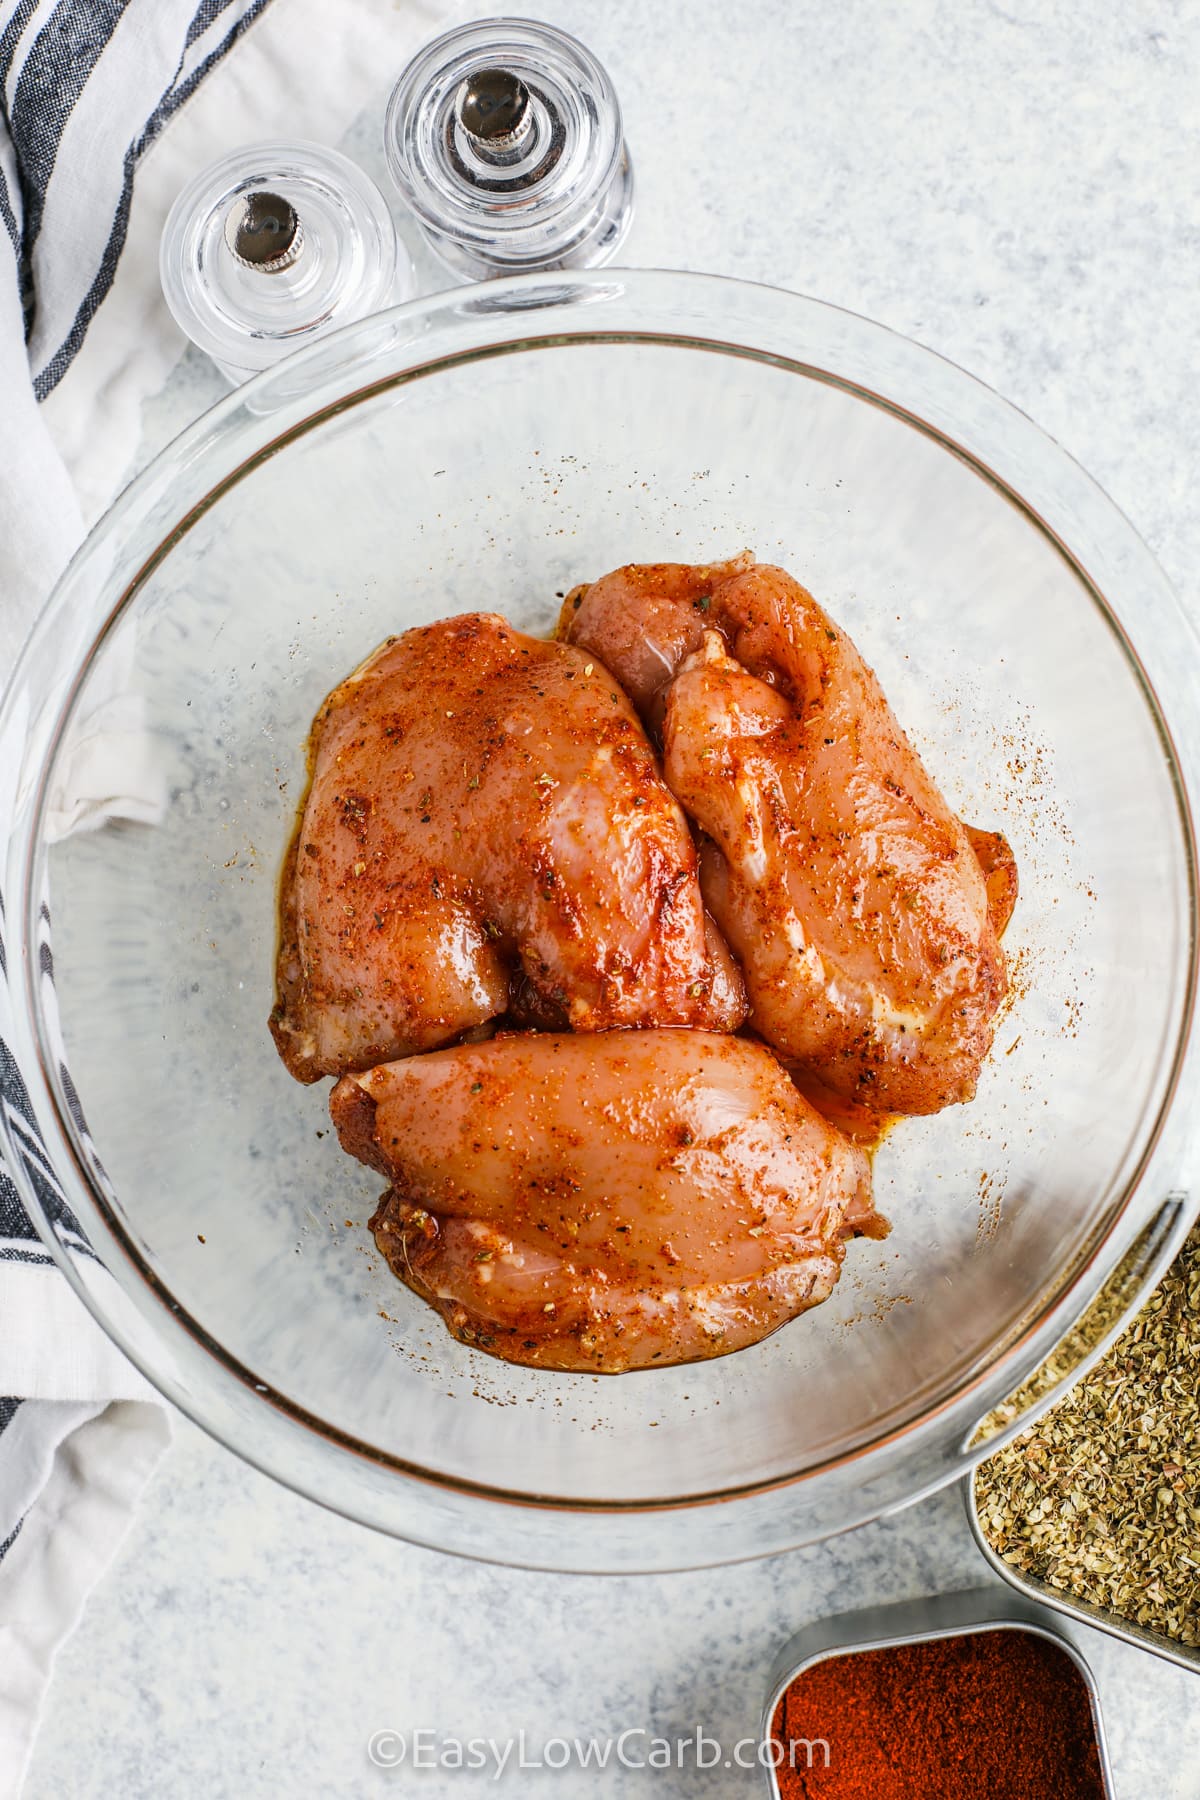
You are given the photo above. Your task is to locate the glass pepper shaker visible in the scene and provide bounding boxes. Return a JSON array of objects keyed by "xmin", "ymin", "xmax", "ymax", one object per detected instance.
[
  {"xmin": 383, "ymin": 17, "xmax": 635, "ymax": 281},
  {"xmin": 159, "ymin": 142, "xmax": 411, "ymax": 384}
]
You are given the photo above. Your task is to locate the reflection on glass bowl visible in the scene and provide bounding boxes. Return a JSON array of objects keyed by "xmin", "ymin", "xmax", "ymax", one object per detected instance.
[{"xmin": 2, "ymin": 270, "xmax": 1197, "ymax": 1571}]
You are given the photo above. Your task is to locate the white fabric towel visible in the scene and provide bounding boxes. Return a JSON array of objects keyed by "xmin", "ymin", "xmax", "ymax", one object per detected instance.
[{"xmin": 0, "ymin": 0, "xmax": 454, "ymax": 1791}]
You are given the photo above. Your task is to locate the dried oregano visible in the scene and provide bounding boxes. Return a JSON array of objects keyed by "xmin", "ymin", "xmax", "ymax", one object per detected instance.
[{"xmin": 975, "ymin": 1225, "xmax": 1200, "ymax": 1647}]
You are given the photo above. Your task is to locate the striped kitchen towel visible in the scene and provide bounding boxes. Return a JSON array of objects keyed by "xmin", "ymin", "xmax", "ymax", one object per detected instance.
[
  {"xmin": 0, "ymin": 0, "xmax": 447, "ymax": 1789},
  {"xmin": 0, "ymin": 10, "xmax": 275, "ymax": 1785}
]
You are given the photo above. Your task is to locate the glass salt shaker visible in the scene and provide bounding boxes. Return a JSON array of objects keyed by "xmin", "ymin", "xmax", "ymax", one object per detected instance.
[
  {"xmin": 159, "ymin": 142, "xmax": 411, "ymax": 384},
  {"xmin": 383, "ymin": 17, "xmax": 634, "ymax": 281}
]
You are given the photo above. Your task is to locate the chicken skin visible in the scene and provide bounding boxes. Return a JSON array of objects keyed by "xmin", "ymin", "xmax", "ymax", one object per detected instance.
[
  {"xmin": 560, "ymin": 558, "xmax": 1014, "ymax": 1114},
  {"xmin": 271, "ymin": 614, "xmax": 745, "ymax": 1083},
  {"xmin": 331, "ymin": 1030, "xmax": 883, "ymax": 1372}
]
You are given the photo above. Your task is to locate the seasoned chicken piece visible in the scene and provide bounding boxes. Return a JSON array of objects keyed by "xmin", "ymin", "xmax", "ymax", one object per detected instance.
[
  {"xmin": 331, "ymin": 1030, "xmax": 883, "ymax": 1373},
  {"xmin": 272, "ymin": 613, "xmax": 745, "ymax": 1083},
  {"xmin": 561, "ymin": 559, "xmax": 1014, "ymax": 1114},
  {"xmin": 964, "ymin": 824, "xmax": 1019, "ymax": 939},
  {"xmin": 561, "ymin": 555, "xmax": 757, "ymax": 732}
]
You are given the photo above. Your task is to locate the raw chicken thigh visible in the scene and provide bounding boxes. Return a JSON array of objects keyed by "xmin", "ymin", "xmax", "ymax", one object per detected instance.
[
  {"xmin": 271, "ymin": 547, "xmax": 1021, "ymax": 1377},
  {"xmin": 331, "ymin": 1029, "xmax": 883, "ymax": 1372},
  {"xmin": 272, "ymin": 613, "xmax": 745, "ymax": 1082},
  {"xmin": 561, "ymin": 558, "xmax": 1014, "ymax": 1114}
]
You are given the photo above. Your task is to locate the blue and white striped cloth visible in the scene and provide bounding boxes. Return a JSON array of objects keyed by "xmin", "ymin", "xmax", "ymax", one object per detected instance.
[
  {"xmin": 2, "ymin": 0, "xmax": 271, "ymax": 402},
  {"xmin": 0, "ymin": 8, "xmax": 276, "ymax": 1785},
  {"xmin": 0, "ymin": 0, "xmax": 446, "ymax": 1786}
]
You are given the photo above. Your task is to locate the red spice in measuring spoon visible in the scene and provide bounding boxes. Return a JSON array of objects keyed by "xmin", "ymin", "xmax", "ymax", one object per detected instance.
[{"xmin": 770, "ymin": 1628, "xmax": 1106, "ymax": 1799}]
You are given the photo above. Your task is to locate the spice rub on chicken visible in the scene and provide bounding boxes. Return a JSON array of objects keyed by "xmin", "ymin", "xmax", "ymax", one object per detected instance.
[
  {"xmin": 331, "ymin": 1030, "xmax": 884, "ymax": 1373},
  {"xmin": 271, "ymin": 613, "xmax": 746, "ymax": 1083},
  {"xmin": 272, "ymin": 555, "xmax": 1021, "ymax": 1376},
  {"xmin": 559, "ymin": 558, "xmax": 1016, "ymax": 1115}
]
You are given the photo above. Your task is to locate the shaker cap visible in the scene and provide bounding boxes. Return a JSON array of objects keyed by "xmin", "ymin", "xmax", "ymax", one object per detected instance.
[
  {"xmin": 384, "ymin": 17, "xmax": 634, "ymax": 280},
  {"xmin": 160, "ymin": 142, "xmax": 407, "ymax": 379}
]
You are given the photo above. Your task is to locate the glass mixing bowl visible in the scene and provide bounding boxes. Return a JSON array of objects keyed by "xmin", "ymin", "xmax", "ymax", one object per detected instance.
[{"xmin": 3, "ymin": 271, "xmax": 1198, "ymax": 1571}]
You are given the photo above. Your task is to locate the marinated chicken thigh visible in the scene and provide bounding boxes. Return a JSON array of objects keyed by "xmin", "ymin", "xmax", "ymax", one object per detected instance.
[
  {"xmin": 272, "ymin": 614, "xmax": 745, "ymax": 1082},
  {"xmin": 331, "ymin": 1030, "xmax": 882, "ymax": 1372},
  {"xmin": 561, "ymin": 559, "xmax": 1014, "ymax": 1114}
]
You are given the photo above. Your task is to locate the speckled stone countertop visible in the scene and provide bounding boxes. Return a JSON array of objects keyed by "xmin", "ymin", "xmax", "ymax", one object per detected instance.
[{"xmin": 24, "ymin": 2, "xmax": 1200, "ymax": 1794}]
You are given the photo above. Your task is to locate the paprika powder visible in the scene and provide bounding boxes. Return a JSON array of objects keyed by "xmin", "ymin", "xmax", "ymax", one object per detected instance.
[{"xmin": 769, "ymin": 1625, "xmax": 1107, "ymax": 1799}]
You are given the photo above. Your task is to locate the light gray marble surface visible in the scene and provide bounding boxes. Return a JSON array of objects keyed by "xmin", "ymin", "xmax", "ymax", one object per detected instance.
[{"xmin": 25, "ymin": 0, "xmax": 1200, "ymax": 1794}]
